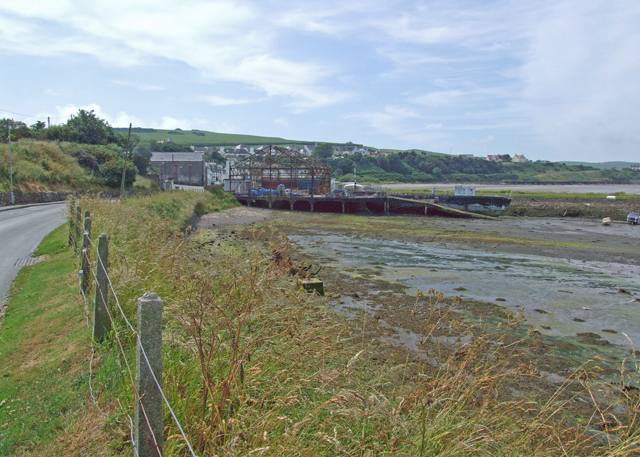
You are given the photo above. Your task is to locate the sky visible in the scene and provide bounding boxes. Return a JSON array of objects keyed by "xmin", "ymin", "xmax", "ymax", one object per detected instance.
[{"xmin": 1, "ymin": 0, "xmax": 639, "ymax": 163}]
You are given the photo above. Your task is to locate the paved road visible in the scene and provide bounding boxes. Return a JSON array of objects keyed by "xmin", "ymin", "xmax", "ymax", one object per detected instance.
[{"xmin": 0, "ymin": 203, "xmax": 67, "ymax": 307}]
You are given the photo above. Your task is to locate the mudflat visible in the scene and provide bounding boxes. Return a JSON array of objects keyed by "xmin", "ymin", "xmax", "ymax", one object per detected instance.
[{"xmin": 197, "ymin": 203, "xmax": 640, "ymax": 440}]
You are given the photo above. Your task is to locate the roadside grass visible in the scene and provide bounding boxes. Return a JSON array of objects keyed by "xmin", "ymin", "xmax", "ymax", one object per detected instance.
[{"xmin": 0, "ymin": 225, "xmax": 124, "ymax": 456}]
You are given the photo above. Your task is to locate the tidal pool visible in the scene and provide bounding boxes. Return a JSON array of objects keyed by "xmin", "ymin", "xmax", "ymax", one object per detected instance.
[{"xmin": 289, "ymin": 233, "xmax": 640, "ymax": 347}]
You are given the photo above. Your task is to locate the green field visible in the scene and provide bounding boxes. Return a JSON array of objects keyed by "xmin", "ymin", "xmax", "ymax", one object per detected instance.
[{"xmin": 113, "ymin": 127, "xmax": 308, "ymax": 147}]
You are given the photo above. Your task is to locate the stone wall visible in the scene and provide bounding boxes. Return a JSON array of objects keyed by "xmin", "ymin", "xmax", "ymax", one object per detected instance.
[{"xmin": 0, "ymin": 190, "xmax": 127, "ymax": 207}]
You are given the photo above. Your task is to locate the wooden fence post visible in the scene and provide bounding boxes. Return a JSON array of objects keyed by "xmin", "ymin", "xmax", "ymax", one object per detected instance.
[
  {"xmin": 81, "ymin": 215, "xmax": 91, "ymax": 293},
  {"xmin": 135, "ymin": 292, "xmax": 163, "ymax": 457},
  {"xmin": 93, "ymin": 233, "xmax": 110, "ymax": 342}
]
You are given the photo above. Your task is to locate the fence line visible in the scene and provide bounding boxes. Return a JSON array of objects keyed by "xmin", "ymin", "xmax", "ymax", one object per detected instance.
[
  {"xmin": 69, "ymin": 203, "xmax": 197, "ymax": 457},
  {"xmin": 83, "ymin": 237, "xmax": 163, "ymax": 456}
]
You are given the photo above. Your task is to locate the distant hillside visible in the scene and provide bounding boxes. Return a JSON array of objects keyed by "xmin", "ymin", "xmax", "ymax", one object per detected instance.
[
  {"xmin": 560, "ymin": 161, "xmax": 637, "ymax": 170},
  {"xmin": 113, "ymin": 127, "xmax": 305, "ymax": 147}
]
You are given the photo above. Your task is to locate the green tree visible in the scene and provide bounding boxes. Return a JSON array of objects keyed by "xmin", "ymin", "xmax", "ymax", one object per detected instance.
[
  {"xmin": 0, "ymin": 119, "xmax": 29, "ymax": 141},
  {"xmin": 30, "ymin": 120, "xmax": 46, "ymax": 131},
  {"xmin": 312, "ymin": 143, "xmax": 334, "ymax": 160},
  {"xmin": 132, "ymin": 143, "xmax": 152, "ymax": 176},
  {"xmin": 204, "ymin": 149, "xmax": 226, "ymax": 164},
  {"xmin": 65, "ymin": 109, "xmax": 117, "ymax": 145},
  {"xmin": 99, "ymin": 158, "xmax": 137, "ymax": 188}
]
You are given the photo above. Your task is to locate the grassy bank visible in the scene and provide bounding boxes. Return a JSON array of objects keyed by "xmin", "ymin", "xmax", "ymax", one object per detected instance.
[{"xmin": 3, "ymin": 192, "xmax": 640, "ymax": 455}]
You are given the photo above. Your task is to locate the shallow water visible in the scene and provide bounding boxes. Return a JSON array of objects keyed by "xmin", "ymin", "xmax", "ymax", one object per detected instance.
[{"xmin": 290, "ymin": 233, "xmax": 640, "ymax": 346}]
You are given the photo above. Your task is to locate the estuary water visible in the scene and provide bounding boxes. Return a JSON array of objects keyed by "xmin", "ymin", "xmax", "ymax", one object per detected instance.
[{"xmin": 289, "ymin": 233, "xmax": 640, "ymax": 347}]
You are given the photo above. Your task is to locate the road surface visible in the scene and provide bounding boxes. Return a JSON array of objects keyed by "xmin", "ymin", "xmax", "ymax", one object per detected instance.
[{"xmin": 0, "ymin": 203, "xmax": 67, "ymax": 307}]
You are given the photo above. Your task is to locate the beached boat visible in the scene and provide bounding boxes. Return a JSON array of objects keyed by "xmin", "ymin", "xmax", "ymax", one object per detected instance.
[
  {"xmin": 628, "ymin": 212, "xmax": 640, "ymax": 225},
  {"xmin": 391, "ymin": 186, "xmax": 511, "ymax": 217},
  {"xmin": 602, "ymin": 217, "xmax": 612, "ymax": 225}
]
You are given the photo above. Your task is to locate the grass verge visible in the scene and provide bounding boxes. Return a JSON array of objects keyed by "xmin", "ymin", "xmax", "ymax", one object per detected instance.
[{"xmin": 0, "ymin": 225, "xmax": 123, "ymax": 455}]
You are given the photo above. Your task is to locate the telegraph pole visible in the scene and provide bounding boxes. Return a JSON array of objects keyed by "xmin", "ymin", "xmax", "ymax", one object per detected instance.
[
  {"xmin": 7, "ymin": 122, "xmax": 14, "ymax": 204},
  {"xmin": 120, "ymin": 123, "xmax": 132, "ymax": 198}
]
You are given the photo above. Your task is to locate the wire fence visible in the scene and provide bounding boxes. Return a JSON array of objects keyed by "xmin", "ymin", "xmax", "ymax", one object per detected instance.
[{"xmin": 70, "ymin": 203, "xmax": 198, "ymax": 457}]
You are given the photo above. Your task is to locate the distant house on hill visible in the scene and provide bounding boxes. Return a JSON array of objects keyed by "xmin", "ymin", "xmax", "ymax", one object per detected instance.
[
  {"xmin": 512, "ymin": 154, "xmax": 527, "ymax": 163},
  {"xmin": 302, "ymin": 144, "xmax": 317, "ymax": 156},
  {"xmin": 150, "ymin": 151, "xmax": 206, "ymax": 186},
  {"xmin": 487, "ymin": 155, "xmax": 501, "ymax": 161},
  {"xmin": 630, "ymin": 165, "xmax": 640, "ymax": 171}
]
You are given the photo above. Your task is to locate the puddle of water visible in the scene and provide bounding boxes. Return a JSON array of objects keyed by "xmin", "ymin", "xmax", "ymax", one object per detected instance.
[{"xmin": 290, "ymin": 234, "xmax": 640, "ymax": 347}]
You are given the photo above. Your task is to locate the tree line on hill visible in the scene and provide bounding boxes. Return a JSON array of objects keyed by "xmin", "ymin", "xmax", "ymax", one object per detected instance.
[{"xmin": 322, "ymin": 149, "xmax": 637, "ymax": 183}]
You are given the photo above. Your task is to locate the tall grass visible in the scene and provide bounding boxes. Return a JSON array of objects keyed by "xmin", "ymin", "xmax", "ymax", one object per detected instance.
[
  {"xmin": 77, "ymin": 193, "xmax": 640, "ymax": 456},
  {"xmin": 0, "ymin": 139, "xmax": 98, "ymax": 192}
]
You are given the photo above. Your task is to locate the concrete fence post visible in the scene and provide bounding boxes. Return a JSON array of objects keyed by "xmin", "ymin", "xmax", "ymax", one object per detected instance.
[
  {"xmin": 135, "ymin": 292, "xmax": 163, "ymax": 457},
  {"xmin": 68, "ymin": 213, "xmax": 75, "ymax": 247},
  {"xmin": 93, "ymin": 234, "xmax": 110, "ymax": 342},
  {"xmin": 75, "ymin": 205, "xmax": 82, "ymax": 253},
  {"xmin": 68, "ymin": 199, "xmax": 75, "ymax": 247},
  {"xmin": 81, "ymin": 215, "xmax": 91, "ymax": 293}
]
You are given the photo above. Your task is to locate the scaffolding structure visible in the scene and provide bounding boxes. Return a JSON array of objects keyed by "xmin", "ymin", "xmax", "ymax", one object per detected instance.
[{"xmin": 229, "ymin": 146, "xmax": 333, "ymax": 195}]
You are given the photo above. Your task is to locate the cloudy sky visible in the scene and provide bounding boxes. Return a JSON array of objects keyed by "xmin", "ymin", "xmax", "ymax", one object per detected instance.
[{"xmin": 1, "ymin": 0, "xmax": 639, "ymax": 162}]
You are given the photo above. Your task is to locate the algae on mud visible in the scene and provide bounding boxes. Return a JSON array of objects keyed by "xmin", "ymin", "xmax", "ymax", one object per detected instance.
[{"xmin": 247, "ymin": 210, "xmax": 640, "ymax": 373}]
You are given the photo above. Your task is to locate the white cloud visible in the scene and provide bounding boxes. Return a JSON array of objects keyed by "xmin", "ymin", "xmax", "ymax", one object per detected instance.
[
  {"xmin": 113, "ymin": 112, "xmax": 145, "ymax": 128},
  {"xmin": 202, "ymin": 95, "xmax": 262, "ymax": 106},
  {"xmin": 52, "ymin": 103, "xmax": 103, "ymax": 123},
  {"xmin": 348, "ymin": 106, "xmax": 450, "ymax": 145},
  {"xmin": 413, "ymin": 90, "xmax": 463, "ymax": 107},
  {"xmin": 274, "ymin": 118, "xmax": 288, "ymax": 127},
  {"xmin": 473, "ymin": 135, "xmax": 494, "ymax": 148},
  {"xmin": 516, "ymin": 0, "xmax": 640, "ymax": 159},
  {"xmin": 3, "ymin": 1, "xmax": 640, "ymax": 161},
  {"xmin": 349, "ymin": 106, "xmax": 421, "ymax": 135},
  {"xmin": 113, "ymin": 81, "xmax": 163, "ymax": 91},
  {"xmin": 156, "ymin": 116, "xmax": 209, "ymax": 131},
  {"xmin": 0, "ymin": 1, "xmax": 350, "ymax": 109}
]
